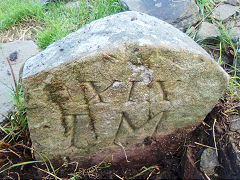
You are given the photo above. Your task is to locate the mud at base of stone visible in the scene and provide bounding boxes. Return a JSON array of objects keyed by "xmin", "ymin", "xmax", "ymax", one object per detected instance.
[{"xmin": 49, "ymin": 124, "xmax": 198, "ymax": 169}]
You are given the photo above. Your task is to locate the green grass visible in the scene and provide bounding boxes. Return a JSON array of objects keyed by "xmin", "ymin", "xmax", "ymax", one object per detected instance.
[
  {"xmin": 0, "ymin": 57, "xmax": 28, "ymax": 143},
  {"xmin": 196, "ymin": 0, "xmax": 215, "ymax": 20},
  {"xmin": 0, "ymin": 0, "xmax": 124, "ymax": 49},
  {"xmin": 0, "ymin": 0, "xmax": 44, "ymax": 30}
]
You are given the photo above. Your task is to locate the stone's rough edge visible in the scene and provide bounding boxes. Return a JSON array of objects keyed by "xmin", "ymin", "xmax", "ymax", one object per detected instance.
[{"xmin": 23, "ymin": 11, "xmax": 214, "ymax": 79}]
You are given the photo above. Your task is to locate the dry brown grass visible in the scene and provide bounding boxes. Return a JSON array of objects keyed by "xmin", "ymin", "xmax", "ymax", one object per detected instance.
[{"xmin": 0, "ymin": 17, "xmax": 41, "ymax": 43}]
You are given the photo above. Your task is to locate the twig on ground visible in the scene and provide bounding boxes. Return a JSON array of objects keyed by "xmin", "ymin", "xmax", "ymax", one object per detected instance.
[
  {"xmin": 147, "ymin": 168, "xmax": 157, "ymax": 180},
  {"xmin": 6, "ymin": 56, "xmax": 17, "ymax": 91},
  {"xmin": 0, "ymin": 162, "xmax": 10, "ymax": 171},
  {"xmin": 183, "ymin": 144, "xmax": 196, "ymax": 148},
  {"xmin": 115, "ymin": 142, "xmax": 130, "ymax": 163},
  {"xmin": 192, "ymin": 2, "xmax": 223, "ymax": 39},
  {"xmin": 202, "ymin": 121, "xmax": 211, "ymax": 128},
  {"xmin": 9, "ymin": 172, "xmax": 20, "ymax": 180},
  {"xmin": 213, "ymin": 118, "xmax": 218, "ymax": 156},
  {"xmin": 114, "ymin": 173, "xmax": 124, "ymax": 180},
  {"xmin": 194, "ymin": 1, "xmax": 223, "ymax": 29},
  {"xmin": 194, "ymin": 142, "xmax": 217, "ymax": 149},
  {"xmin": 33, "ymin": 166, "xmax": 62, "ymax": 180},
  {"xmin": 7, "ymin": 148, "xmax": 21, "ymax": 158},
  {"xmin": 204, "ymin": 172, "xmax": 211, "ymax": 180}
]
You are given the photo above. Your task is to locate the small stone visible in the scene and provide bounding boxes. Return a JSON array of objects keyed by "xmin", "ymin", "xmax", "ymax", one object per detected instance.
[
  {"xmin": 119, "ymin": 0, "xmax": 200, "ymax": 30},
  {"xmin": 229, "ymin": 27, "xmax": 240, "ymax": 41},
  {"xmin": 9, "ymin": 51, "xmax": 18, "ymax": 61},
  {"xmin": 200, "ymin": 148, "xmax": 219, "ymax": 176},
  {"xmin": 65, "ymin": 1, "xmax": 80, "ymax": 9},
  {"xmin": 226, "ymin": 0, "xmax": 240, "ymax": 6},
  {"xmin": 213, "ymin": 4, "xmax": 239, "ymax": 21},
  {"xmin": 214, "ymin": 0, "xmax": 227, "ymax": 3},
  {"xmin": 186, "ymin": 26, "xmax": 196, "ymax": 35},
  {"xmin": 197, "ymin": 22, "xmax": 220, "ymax": 39},
  {"xmin": 229, "ymin": 118, "xmax": 240, "ymax": 133}
]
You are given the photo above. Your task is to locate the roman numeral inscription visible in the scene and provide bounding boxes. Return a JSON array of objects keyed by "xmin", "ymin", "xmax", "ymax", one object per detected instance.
[{"xmin": 53, "ymin": 80, "xmax": 171, "ymax": 149}]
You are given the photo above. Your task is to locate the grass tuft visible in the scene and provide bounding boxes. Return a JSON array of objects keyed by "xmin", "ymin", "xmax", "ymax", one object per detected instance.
[
  {"xmin": 0, "ymin": 0, "xmax": 124, "ymax": 49},
  {"xmin": 0, "ymin": 0, "xmax": 43, "ymax": 31}
]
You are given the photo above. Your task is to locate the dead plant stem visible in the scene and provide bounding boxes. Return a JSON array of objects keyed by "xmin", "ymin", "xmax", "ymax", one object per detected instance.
[{"xmin": 6, "ymin": 57, "xmax": 17, "ymax": 91}]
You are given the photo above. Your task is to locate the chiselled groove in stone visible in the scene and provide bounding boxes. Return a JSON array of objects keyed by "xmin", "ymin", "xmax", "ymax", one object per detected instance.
[
  {"xmin": 44, "ymin": 83, "xmax": 69, "ymax": 137},
  {"xmin": 113, "ymin": 113, "xmax": 124, "ymax": 144},
  {"xmin": 148, "ymin": 111, "xmax": 162, "ymax": 124},
  {"xmin": 70, "ymin": 115, "xmax": 77, "ymax": 147},
  {"xmin": 90, "ymin": 82, "xmax": 103, "ymax": 102},
  {"xmin": 102, "ymin": 53, "xmax": 118, "ymax": 62},
  {"xmin": 128, "ymin": 81, "xmax": 135, "ymax": 101},
  {"xmin": 152, "ymin": 112, "xmax": 168, "ymax": 137},
  {"xmin": 86, "ymin": 81, "xmax": 117, "ymax": 102},
  {"xmin": 113, "ymin": 112, "xmax": 135, "ymax": 144},
  {"xmin": 158, "ymin": 81, "xmax": 168, "ymax": 101},
  {"xmin": 62, "ymin": 117, "xmax": 69, "ymax": 136},
  {"xmin": 66, "ymin": 85, "xmax": 73, "ymax": 101},
  {"xmin": 148, "ymin": 108, "xmax": 152, "ymax": 120},
  {"xmin": 80, "ymin": 84, "xmax": 98, "ymax": 139},
  {"xmin": 100, "ymin": 80, "xmax": 117, "ymax": 93},
  {"xmin": 122, "ymin": 112, "xmax": 136, "ymax": 130},
  {"xmin": 137, "ymin": 111, "xmax": 163, "ymax": 129}
]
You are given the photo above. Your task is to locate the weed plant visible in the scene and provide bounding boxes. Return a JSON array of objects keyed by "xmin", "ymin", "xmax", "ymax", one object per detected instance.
[{"xmin": 0, "ymin": 57, "xmax": 27, "ymax": 143}]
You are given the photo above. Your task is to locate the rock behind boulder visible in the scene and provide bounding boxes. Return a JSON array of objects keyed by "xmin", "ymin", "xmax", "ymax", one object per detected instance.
[
  {"xmin": 120, "ymin": 0, "xmax": 200, "ymax": 29},
  {"xmin": 22, "ymin": 11, "xmax": 228, "ymax": 163}
]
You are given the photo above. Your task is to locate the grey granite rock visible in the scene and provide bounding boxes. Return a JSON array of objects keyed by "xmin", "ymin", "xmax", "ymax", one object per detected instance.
[
  {"xmin": 200, "ymin": 148, "xmax": 219, "ymax": 176},
  {"xmin": 230, "ymin": 118, "xmax": 240, "ymax": 133},
  {"xmin": 226, "ymin": 0, "xmax": 240, "ymax": 6},
  {"xmin": 213, "ymin": 4, "xmax": 239, "ymax": 21},
  {"xmin": 197, "ymin": 22, "xmax": 220, "ymax": 40},
  {"xmin": 230, "ymin": 27, "xmax": 240, "ymax": 40},
  {"xmin": 65, "ymin": 1, "xmax": 80, "ymax": 9},
  {"xmin": 0, "ymin": 40, "xmax": 39, "ymax": 122},
  {"xmin": 22, "ymin": 11, "xmax": 229, "ymax": 160},
  {"xmin": 119, "ymin": 0, "xmax": 200, "ymax": 30}
]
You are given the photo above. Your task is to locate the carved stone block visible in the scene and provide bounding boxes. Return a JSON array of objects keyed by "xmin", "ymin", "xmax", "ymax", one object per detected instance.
[{"xmin": 22, "ymin": 11, "xmax": 229, "ymax": 160}]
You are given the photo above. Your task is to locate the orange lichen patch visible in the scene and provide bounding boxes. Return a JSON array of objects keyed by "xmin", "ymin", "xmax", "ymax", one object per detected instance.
[{"xmin": 0, "ymin": 17, "xmax": 42, "ymax": 43}]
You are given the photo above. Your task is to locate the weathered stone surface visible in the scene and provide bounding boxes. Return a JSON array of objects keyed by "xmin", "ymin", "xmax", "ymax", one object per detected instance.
[
  {"xmin": 22, "ymin": 11, "xmax": 229, "ymax": 160},
  {"xmin": 230, "ymin": 27, "xmax": 240, "ymax": 40},
  {"xmin": 0, "ymin": 40, "xmax": 39, "ymax": 122},
  {"xmin": 200, "ymin": 148, "xmax": 219, "ymax": 176},
  {"xmin": 230, "ymin": 118, "xmax": 240, "ymax": 133},
  {"xmin": 197, "ymin": 22, "xmax": 220, "ymax": 40},
  {"xmin": 213, "ymin": 4, "xmax": 239, "ymax": 21},
  {"xmin": 119, "ymin": 0, "xmax": 200, "ymax": 30},
  {"xmin": 226, "ymin": 0, "xmax": 240, "ymax": 6},
  {"xmin": 65, "ymin": 1, "xmax": 80, "ymax": 9}
]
